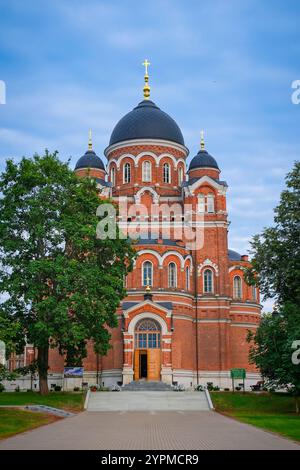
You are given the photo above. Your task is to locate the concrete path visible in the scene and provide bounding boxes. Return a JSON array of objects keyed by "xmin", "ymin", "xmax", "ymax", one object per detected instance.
[
  {"xmin": 0, "ymin": 410, "xmax": 299, "ymax": 450},
  {"xmin": 88, "ymin": 391, "xmax": 210, "ymax": 411}
]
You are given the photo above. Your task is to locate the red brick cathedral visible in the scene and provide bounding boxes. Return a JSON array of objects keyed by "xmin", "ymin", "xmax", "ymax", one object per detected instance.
[{"xmin": 49, "ymin": 64, "xmax": 261, "ymax": 389}]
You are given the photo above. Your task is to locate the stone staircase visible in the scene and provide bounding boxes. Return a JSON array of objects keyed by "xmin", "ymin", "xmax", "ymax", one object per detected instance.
[
  {"xmin": 87, "ymin": 388, "xmax": 211, "ymax": 412},
  {"xmin": 122, "ymin": 380, "xmax": 173, "ymax": 391}
]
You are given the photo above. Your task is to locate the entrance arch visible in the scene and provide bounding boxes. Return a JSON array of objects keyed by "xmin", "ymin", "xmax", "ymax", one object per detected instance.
[{"xmin": 132, "ymin": 317, "xmax": 162, "ymax": 381}]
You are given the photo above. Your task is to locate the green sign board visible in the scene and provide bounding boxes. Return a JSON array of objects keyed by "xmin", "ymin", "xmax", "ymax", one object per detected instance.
[{"xmin": 230, "ymin": 368, "xmax": 246, "ymax": 379}]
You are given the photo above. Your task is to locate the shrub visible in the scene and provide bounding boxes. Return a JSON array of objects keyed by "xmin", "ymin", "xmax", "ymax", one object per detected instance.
[
  {"xmin": 15, "ymin": 385, "xmax": 20, "ymax": 392},
  {"xmin": 213, "ymin": 386, "xmax": 220, "ymax": 391},
  {"xmin": 73, "ymin": 387, "xmax": 80, "ymax": 392},
  {"xmin": 224, "ymin": 388, "xmax": 230, "ymax": 391},
  {"xmin": 235, "ymin": 386, "xmax": 242, "ymax": 391},
  {"xmin": 206, "ymin": 382, "xmax": 214, "ymax": 391},
  {"xmin": 0, "ymin": 383, "xmax": 5, "ymax": 392},
  {"xmin": 54, "ymin": 385, "xmax": 62, "ymax": 391}
]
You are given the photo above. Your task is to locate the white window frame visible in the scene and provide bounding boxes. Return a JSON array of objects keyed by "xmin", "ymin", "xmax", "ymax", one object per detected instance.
[
  {"xmin": 123, "ymin": 162, "xmax": 131, "ymax": 183},
  {"xmin": 185, "ymin": 266, "xmax": 190, "ymax": 290},
  {"xmin": 198, "ymin": 193, "xmax": 205, "ymax": 213},
  {"xmin": 163, "ymin": 163, "xmax": 171, "ymax": 183},
  {"xmin": 178, "ymin": 167, "xmax": 183, "ymax": 185},
  {"xmin": 142, "ymin": 160, "xmax": 151, "ymax": 182},
  {"xmin": 111, "ymin": 166, "xmax": 116, "ymax": 186},
  {"xmin": 203, "ymin": 268, "xmax": 214, "ymax": 293},
  {"xmin": 207, "ymin": 193, "xmax": 215, "ymax": 213},
  {"xmin": 168, "ymin": 262, "xmax": 177, "ymax": 288},
  {"xmin": 233, "ymin": 275, "xmax": 242, "ymax": 299},
  {"xmin": 142, "ymin": 261, "xmax": 153, "ymax": 286}
]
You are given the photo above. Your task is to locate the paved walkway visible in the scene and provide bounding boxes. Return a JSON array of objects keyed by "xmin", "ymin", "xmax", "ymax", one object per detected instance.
[
  {"xmin": 0, "ymin": 410, "xmax": 299, "ymax": 450},
  {"xmin": 88, "ymin": 391, "xmax": 210, "ymax": 411}
]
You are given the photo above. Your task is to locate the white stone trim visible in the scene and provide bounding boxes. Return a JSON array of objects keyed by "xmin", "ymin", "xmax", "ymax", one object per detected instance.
[
  {"xmin": 198, "ymin": 259, "xmax": 219, "ymax": 276},
  {"xmin": 123, "ymin": 299, "xmax": 172, "ymax": 318},
  {"xmin": 134, "ymin": 186, "xmax": 160, "ymax": 204},
  {"xmin": 104, "ymin": 138, "xmax": 189, "ymax": 158},
  {"xmin": 134, "ymin": 249, "xmax": 190, "ymax": 271},
  {"xmin": 184, "ymin": 175, "xmax": 227, "ymax": 196},
  {"xmin": 229, "ymin": 265, "xmax": 244, "ymax": 273},
  {"xmin": 127, "ymin": 311, "xmax": 169, "ymax": 335}
]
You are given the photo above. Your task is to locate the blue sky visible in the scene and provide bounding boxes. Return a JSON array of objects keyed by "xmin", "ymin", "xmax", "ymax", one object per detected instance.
[{"xmin": 0, "ymin": 0, "xmax": 299, "ymax": 308}]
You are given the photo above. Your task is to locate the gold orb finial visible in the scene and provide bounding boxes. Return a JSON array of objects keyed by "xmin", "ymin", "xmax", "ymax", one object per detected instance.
[
  {"xmin": 145, "ymin": 275, "xmax": 151, "ymax": 292},
  {"xmin": 88, "ymin": 129, "xmax": 93, "ymax": 151},
  {"xmin": 200, "ymin": 130, "xmax": 205, "ymax": 150},
  {"xmin": 142, "ymin": 59, "xmax": 151, "ymax": 100}
]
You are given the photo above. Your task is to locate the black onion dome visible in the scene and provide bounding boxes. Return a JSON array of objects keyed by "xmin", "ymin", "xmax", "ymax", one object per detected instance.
[
  {"xmin": 228, "ymin": 249, "xmax": 242, "ymax": 261},
  {"xmin": 75, "ymin": 150, "xmax": 105, "ymax": 171},
  {"xmin": 109, "ymin": 100, "xmax": 185, "ymax": 146},
  {"xmin": 188, "ymin": 149, "xmax": 219, "ymax": 172}
]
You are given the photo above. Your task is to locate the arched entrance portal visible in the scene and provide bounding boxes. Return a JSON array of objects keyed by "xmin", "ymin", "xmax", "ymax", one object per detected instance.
[{"xmin": 134, "ymin": 318, "xmax": 161, "ymax": 381}]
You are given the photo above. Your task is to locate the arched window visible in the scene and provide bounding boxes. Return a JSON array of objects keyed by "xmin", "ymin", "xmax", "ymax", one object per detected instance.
[
  {"xmin": 163, "ymin": 163, "xmax": 171, "ymax": 183},
  {"xmin": 142, "ymin": 161, "xmax": 151, "ymax": 182},
  {"xmin": 203, "ymin": 269, "xmax": 213, "ymax": 293},
  {"xmin": 233, "ymin": 276, "xmax": 242, "ymax": 299},
  {"xmin": 186, "ymin": 266, "xmax": 190, "ymax": 290},
  {"xmin": 178, "ymin": 167, "xmax": 183, "ymax": 185},
  {"xmin": 142, "ymin": 261, "xmax": 153, "ymax": 287},
  {"xmin": 252, "ymin": 285, "xmax": 257, "ymax": 301},
  {"xmin": 198, "ymin": 193, "xmax": 205, "ymax": 212},
  {"xmin": 110, "ymin": 167, "xmax": 116, "ymax": 186},
  {"xmin": 168, "ymin": 262, "xmax": 177, "ymax": 288},
  {"xmin": 135, "ymin": 319, "xmax": 161, "ymax": 349},
  {"xmin": 123, "ymin": 162, "xmax": 131, "ymax": 183},
  {"xmin": 207, "ymin": 193, "xmax": 215, "ymax": 213}
]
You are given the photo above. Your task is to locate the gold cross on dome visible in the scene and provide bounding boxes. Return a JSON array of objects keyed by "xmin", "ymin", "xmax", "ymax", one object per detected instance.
[{"xmin": 142, "ymin": 59, "xmax": 150, "ymax": 76}]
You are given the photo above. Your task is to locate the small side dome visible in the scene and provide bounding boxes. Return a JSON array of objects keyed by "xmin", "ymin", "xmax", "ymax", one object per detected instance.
[
  {"xmin": 188, "ymin": 132, "xmax": 219, "ymax": 173},
  {"xmin": 75, "ymin": 130, "xmax": 105, "ymax": 171},
  {"xmin": 75, "ymin": 150, "xmax": 105, "ymax": 171},
  {"xmin": 188, "ymin": 149, "xmax": 219, "ymax": 172},
  {"xmin": 228, "ymin": 249, "xmax": 242, "ymax": 261}
]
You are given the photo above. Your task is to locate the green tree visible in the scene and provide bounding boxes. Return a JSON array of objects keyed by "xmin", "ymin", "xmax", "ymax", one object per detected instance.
[
  {"xmin": 0, "ymin": 151, "xmax": 134, "ymax": 394},
  {"xmin": 245, "ymin": 161, "xmax": 300, "ymax": 411},
  {"xmin": 245, "ymin": 161, "xmax": 300, "ymax": 306},
  {"xmin": 248, "ymin": 304, "xmax": 300, "ymax": 413}
]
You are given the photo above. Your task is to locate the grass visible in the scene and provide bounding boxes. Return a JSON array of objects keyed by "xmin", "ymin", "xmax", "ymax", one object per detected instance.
[
  {"xmin": 0, "ymin": 391, "xmax": 85, "ymax": 412},
  {"xmin": 211, "ymin": 392, "xmax": 300, "ymax": 442},
  {"xmin": 0, "ymin": 408, "xmax": 59, "ymax": 439}
]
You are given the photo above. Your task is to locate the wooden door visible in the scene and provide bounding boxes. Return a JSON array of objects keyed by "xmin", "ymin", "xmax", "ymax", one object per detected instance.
[
  {"xmin": 147, "ymin": 349, "xmax": 161, "ymax": 381},
  {"xmin": 134, "ymin": 350, "xmax": 140, "ymax": 381}
]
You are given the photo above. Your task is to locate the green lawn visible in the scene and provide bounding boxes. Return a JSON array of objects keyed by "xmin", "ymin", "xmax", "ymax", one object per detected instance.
[
  {"xmin": 0, "ymin": 408, "xmax": 59, "ymax": 439},
  {"xmin": 211, "ymin": 392, "xmax": 300, "ymax": 442},
  {"xmin": 0, "ymin": 391, "xmax": 85, "ymax": 412}
]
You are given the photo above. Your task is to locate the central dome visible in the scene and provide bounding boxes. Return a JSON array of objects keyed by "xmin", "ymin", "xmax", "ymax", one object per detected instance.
[{"xmin": 109, "ymin": 99, "xmax": 185, "ymax": 147}]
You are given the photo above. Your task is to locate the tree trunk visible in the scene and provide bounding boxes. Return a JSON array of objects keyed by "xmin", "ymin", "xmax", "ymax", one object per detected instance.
[
  {"xmin": 295, "ymin": 396, "xmax": 299, "ymax": 414},
  {"xmin": 37, "ymin": 345, "xmax": 49, "ymax": 395}
]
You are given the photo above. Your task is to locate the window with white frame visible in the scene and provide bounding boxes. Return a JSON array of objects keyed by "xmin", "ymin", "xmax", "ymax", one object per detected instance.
[
  {"xmin": 142, "ymin": 160, "xmax": 151, "ymax": 182},
  {"xmin": 186, "ymin": 266, "xmax": 190, "ymax": 290},
  {"xmin": 198, "ymin": 193, "xmax": 205, "ymax": 212},
  {"xmin": 142, "ymin": 261, "xmax": 153, "ymax": 286},
  {"xmin": 207, "ymin": 193, "xmax": 215, "ymax": 213},
  {"xmin": 252, "ymin": 285, "xmax": 257, "ymax": 301},
  {"xmin": 110, "ymin": 166, "xmax": 116, "ymax": 186},
  {"xmin": 198, "ymin": 193, "xmax": 215, "ymax": 213},
  {"xmin": 163, "ymin": 163, "xmax": 171, "ymax": 183},
  {"xmin": 168, "ymin": 262, "xmax": 177, "ymax": 288},
  {"xmin": 203, "ymin": 269, "xmax": 213, "ymax": 293},
  {"xmin": 178, "ymin": 167, "xmax": 183, "ymax": 185},
  {"xmin": 233, "ymin": 275, "xmax": 242, "ymax": 299},
  {"xmin": 123, "ymin": 162, "xmax": 131, "ymax": 183}
]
